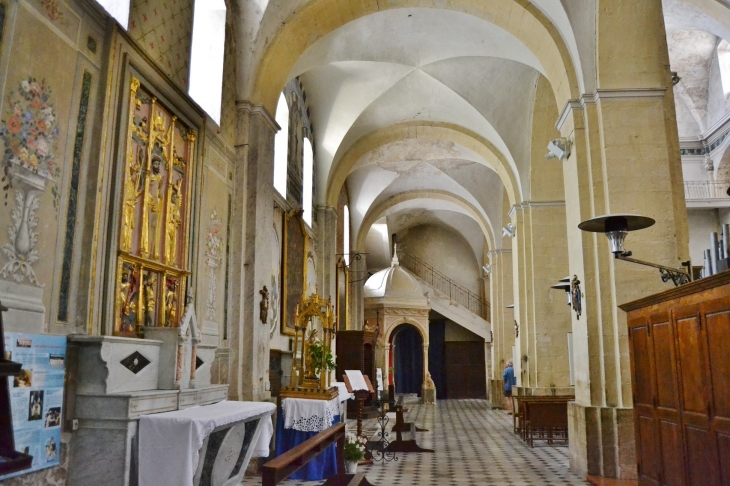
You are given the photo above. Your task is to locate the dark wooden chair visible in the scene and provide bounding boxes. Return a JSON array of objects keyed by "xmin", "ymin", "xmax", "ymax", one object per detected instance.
[
  {"xmin": 523, "ymin": 401, "xmax": 569, "ymax": 447},
  {"xmin": 262, "ymin": 422, "xmax": 375, "ymax": 486}
]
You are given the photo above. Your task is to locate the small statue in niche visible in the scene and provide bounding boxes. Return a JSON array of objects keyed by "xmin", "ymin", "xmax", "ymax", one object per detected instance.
[
  {"xmin": 143, "ymin": 274, "xmax": 157, "ymax": 327},
  {"xmin": 146, "ymin": 155, "xmax": 163, "ymax": 260},
  {"xmin": 165, "ymin": 180, "xmax": 182, "ymax": 265},
  {"xmin": 259, "ymin": 285, "xmax": 269, "ymax": 324},
  {"xmin": 303, "ymin": 328, "xmax": 318, "ymax": 380},
  {"xmin": 165, "ymin": 279, "xmax": 177, "ymax": 327},
  {"xmin": 364, "ymin": 319, "xmax": 379, "ymax": 335}
]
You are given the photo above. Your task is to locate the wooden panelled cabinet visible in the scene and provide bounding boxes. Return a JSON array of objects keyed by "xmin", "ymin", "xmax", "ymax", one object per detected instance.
[
  {"xmin": 620, "ymin": 272, "xmax": 730, "ymax": 486},
  {"xmin": 335, "ymin": 330, "xmax": 377, "ymax": 415}
]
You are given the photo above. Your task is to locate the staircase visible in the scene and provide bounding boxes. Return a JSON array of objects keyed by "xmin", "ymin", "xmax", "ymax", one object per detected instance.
[{"xmin": 397, "ymin": 250, "xmax": 491, "ymax": 340}]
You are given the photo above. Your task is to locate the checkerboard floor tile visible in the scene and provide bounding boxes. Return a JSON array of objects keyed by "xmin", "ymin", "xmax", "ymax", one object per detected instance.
[{"xmin": 242, "ymin": 397, "xmax": 590, "ymax": 486}]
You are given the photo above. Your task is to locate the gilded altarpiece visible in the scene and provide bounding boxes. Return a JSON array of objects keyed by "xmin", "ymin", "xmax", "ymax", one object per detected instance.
[{"xmin": 114, "ymin": 77, "xmax": 195, "ymax": 336}]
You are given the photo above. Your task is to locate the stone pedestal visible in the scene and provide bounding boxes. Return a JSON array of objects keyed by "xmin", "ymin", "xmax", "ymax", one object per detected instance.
[
  {"xmin": 421, "ymin": 385, "xmax": 435, "ymax": 404},
  {"xmin": 0, "ymin": 281, "xmax": 45, "ymax": 334},
  {"xmin": 567, "ymin": 402, "xmax": 636, "ymax": 480},
  {"xmin": 66, "ymin": 335, "xmax": 229, "ymax": 486},
  {"xmin": 488, "ymin": 379, "xmax": 507, "ymax": 409}
]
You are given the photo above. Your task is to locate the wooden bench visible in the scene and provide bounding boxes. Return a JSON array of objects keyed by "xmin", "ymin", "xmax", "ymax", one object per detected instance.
[
  {"xmin": 262, "ymin": 422, "xmax": 375, "ymax": 486},
  {"xmin": 512, "ymin": 395, "xmax": 573, "ymax": 437},
  {"xmin": 522, "ymin": 400, "xmax": 569, "ymax": 447}
]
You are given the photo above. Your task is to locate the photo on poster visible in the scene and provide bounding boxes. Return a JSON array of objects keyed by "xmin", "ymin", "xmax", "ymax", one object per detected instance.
[
  {"xmin": 13, "ymin": 369, "xmax": 32, "ymax": 387},
  {"xmin": 16, "ymin": 337, "xmax": 32, "ymax": 348},
  {"xmin": 44, "ymin": 436, "xmax": 58, "ymax": 463},
  {"xmin": 28, "ymin": 390, "xmax": 44, "ymax": 421},
  {"xmin": 44, "ymin": 407, "xmax": 61, "ymax": 428},
  {"xmin": 49, "ymin": 354, "xmax": 64, "ymax": 367}
]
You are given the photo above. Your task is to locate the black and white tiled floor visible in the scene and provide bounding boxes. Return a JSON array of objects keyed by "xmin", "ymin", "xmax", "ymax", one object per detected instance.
[{"xmin": 243, "ymin": 397, "xmax": 590, "ymax": 486}]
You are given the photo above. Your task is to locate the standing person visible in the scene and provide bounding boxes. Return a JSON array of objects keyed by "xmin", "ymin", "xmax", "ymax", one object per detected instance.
[{"xmin": 503, "ymin": 360, "xmax": 515, "ymax": 414}]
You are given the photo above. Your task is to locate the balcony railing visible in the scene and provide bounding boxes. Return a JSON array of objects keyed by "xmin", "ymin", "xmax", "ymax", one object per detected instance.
[
  {"xmin": 397, "ymin": 250, "xmax": 490, "ymax": 320},
  {"xmin": 684, "ymin": 181, "xmax": 730, "ymax": 200}
]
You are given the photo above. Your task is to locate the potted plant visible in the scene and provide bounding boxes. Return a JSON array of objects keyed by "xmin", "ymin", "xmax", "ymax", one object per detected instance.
[
  {"xmin": 343, "ymin": 432, "xmax": 367, "ymax": 474},
  {"xmin": 307, "ymin": 337, "xmax": 336, "ymax": 379}
]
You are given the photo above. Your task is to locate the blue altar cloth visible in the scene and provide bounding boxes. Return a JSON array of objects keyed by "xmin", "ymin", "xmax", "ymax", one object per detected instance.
[{"xmin": 274, "ymin": 411, "xmax": 341, "ymax": 480}]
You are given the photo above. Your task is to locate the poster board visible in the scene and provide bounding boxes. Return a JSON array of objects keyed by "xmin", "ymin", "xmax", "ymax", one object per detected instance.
[{"xmin": 0, "ymin": 333, "xmax": 66, "ymax": 480}]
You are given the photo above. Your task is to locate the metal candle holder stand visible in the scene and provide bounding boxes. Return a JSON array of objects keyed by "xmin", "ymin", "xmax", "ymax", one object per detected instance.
[{"xmin": 366, "ymin": 403, "xmax": 397, "ymax": 464}]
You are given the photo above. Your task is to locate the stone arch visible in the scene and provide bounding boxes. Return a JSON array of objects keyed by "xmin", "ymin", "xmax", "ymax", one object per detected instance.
[
  {"xmin": 250, "ymin": 0, "xmax": 579, "ymax": 117},
  {"xmin": 325, "ymin": 121, "xmax": 521, "ymax": 208},
  {"xmin": 384, "ymin": 317, "xmax": 429, "ymax": 348},
  {"xmin": 355, "ymin": 190, "xmax": 496, "ymax": 255}
]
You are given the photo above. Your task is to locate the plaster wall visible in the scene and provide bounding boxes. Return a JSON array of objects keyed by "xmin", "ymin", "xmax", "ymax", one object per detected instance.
[
  {"xmin": 395, "ymin": 223, "xmax": 481, "ymax": 296},
  {"xmin": 707, "ymin": 49, "xmax": 730, "ymax": 130},
  {"xmin": 687, "ymin": 208, "xmax": 720, "ymax": 264},
  {"xmin": 682, "ymin": 156, "xmax": 711, "ymax": 181},
  {"xmin": 444, "ymin": 320, "xmax": 481, "ymax": 342}
]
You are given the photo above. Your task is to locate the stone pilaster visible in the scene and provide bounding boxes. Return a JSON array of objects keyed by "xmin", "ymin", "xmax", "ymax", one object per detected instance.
[
  {"xmin": 555, "ymin": 1, "xmax": 688, "ymax": 478},
  {"xmin": 488, "ymin": 248, "xmax": 513, "ymax": 409},
  {"xmin": 228, "ymin": 101, "xmax": 277, "ymax": 402},
  {"xmin": 318, "ymin": 206, "xmax": 338, "ymax": 304},
  {"xmin": 349, "ymin": 253, "xmax": 367, "ymax": 329}
]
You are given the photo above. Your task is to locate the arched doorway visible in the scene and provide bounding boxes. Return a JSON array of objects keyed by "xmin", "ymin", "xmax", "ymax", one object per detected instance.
[{"xmin": 391, "ymin": 324, "xmax": 424, "ymax": 396}]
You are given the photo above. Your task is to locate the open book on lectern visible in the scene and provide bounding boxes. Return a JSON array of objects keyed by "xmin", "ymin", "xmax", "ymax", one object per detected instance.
[{"xmin": 343, "ymin": 369, "xmax": 374, "ymax": 394}]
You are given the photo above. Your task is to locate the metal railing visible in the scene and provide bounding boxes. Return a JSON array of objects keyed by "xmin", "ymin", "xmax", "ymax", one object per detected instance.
[
  {"xmin": 397, "ymin": 250, "xmax": 490, "ymax": 320},
  {"xmin": 684, "ymin": 181, "xmax": 730, "ymax": 200}
]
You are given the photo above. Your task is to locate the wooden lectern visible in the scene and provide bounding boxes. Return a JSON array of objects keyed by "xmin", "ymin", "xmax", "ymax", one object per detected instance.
[{"xmin": 342, "ymin": 371, "xmax": 375, "ymax": 438}]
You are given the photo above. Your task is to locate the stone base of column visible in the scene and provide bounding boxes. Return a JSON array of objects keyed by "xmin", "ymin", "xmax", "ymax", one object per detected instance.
[
  {"xmin": 488, "ymin": 379, "xmax": 507, "ymax": 409},
  {"xmin": 567, "ymin": 402, "xmax": 636, "ymax": 480}
]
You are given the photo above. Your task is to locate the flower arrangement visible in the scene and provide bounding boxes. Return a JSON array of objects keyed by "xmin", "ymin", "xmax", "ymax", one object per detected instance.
[
  {"xmin": 0, "ymin": 78, "xmax": 60, "ymax": 183},
  {"xmin": 344, "ymin": 433, "xmax": 367, "ymax": 462},
  {"xmin": 308, "ymin": 338, "xmax": 336, "ymax": 379}
]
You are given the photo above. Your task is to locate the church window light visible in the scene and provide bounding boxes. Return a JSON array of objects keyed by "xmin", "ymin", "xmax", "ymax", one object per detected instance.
[
  {"xmin": 719, "ymin": 40, "xmax": 730, "ymax": 96},
  {"xmin": 344, "ymin": 205, "xmax": 350, "ymax": 266},
  {"xmin": 303, "ymin": 137, "xmax": 314, "ymax": 226},
  {"xmin": 274, "ymin": 93, "xmax": 289, "ymax": 197},
  {"xmin": 94, "ymin": 0, "xmax": 130, "ymax": 29},
  {"xmin": 189, "ymin": 0, "xmax": 226, "ymax": 124}
]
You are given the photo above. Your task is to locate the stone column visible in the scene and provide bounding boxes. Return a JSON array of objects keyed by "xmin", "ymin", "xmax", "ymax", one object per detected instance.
[
  {"xmin": 228, "ymin": 101, "xmax": 277, "ymax": 402},
  {"xmin": 349, "ymin": 253, "xmax": 367, "ymax": 329},
  {"xmin": 521, "ymin": 202, "xmax": 572, "ymax": 392},
  {"xmin": 557, "ymin": 1, "xmax": 688, "ymax": 478},
  {"xmin": 511, "ymin": 205, "xmax": 530, "ymax": 387},
  {"xmin": 488, "ymin": 248, "xmax": 513, "ymax": 408},
  {"xmin": 318, "ymin": 206, "xmax": 338, "ymax": 304}
]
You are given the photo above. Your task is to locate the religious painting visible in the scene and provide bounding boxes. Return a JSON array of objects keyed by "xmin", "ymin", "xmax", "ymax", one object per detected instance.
[
  {"xmin": 282, "ymin": 209, "xmax": 306, "ymax": 336},
  {"xmin": 113, "ymin": 76, "xmax": 195, "ymax": 336}
]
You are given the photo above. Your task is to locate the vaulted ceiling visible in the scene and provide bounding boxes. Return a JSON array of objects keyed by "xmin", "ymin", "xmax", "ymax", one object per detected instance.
[{"xmin": 247, "ymin": 0, "xmax": 730, "ymax": 271}]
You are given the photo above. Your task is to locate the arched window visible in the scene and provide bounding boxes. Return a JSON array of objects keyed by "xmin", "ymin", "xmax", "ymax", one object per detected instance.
[
  {"xmin": 303, "ymin": 137, "xmax": 314, "ymax": 226},
  {"xmin": 719, "ymin": 40, "xmax": 730, "ymax": 96},
  {"xmin": 344, "ymin": 205, "xmax": 350, "ymax": 266},
  {"xmin": 189, "ymin": 0, "xmax": 226, "ymax": 123},
  {"xmin": 94, "ymin": 0, "xmax": 130, "ymax": 28},
  {"xmin": 273, "ymin": 93, "xmax": 289, "ymax": 197}
]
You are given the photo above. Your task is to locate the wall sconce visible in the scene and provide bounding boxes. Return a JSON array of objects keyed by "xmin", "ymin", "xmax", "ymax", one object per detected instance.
[
  {"xmin": 550, "ymin": 276, "xmax": 571, "ymax": 306},
  {"xmin": 506, "ymin": 304, "xmax": 514, "ymax": 309},
  {"xmin": 577, "ymin": 214, "xmax": 692, "ymax": 286},
  {"xmin": 502, "ymin": 224, "xmax": 516, "ymax": 238},
  {"xmin": 544, "ymin": 137, "xmax": 572, "ymax": 160},
  {"xmin": 482, "ymin": 264, "xmax": 492, "ymax": 277}
]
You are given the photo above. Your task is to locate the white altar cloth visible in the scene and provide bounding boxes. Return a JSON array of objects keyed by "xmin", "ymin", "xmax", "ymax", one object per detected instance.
[
  {"xmin": 333, "ymin": 382, "xmax": 353, "ymax": 402},
  {"xmin": 138, "ymin": 400, "xmax": 276, "ymax": 486},
  {"xmin": 281, "ymin": 396, "xmax": 340, "ymax": 432}
]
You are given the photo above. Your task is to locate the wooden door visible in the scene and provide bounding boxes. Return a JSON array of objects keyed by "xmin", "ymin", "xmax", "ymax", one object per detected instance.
[
  {"xmin": 649, "ymin": 310, "xmax": 685, "ymax": 486},
  {"xmin": 444, "ymin": 342, "xmax": 486, "ymax": 399},
  {"xmin": 674, "ymin": 304, "xmax": 719, "ymax": 486},
  {"xmin": 628, "ymin": 313, "xmax": 661, "ymax": 486},
  {"xmin": 701, "ymin": 298, "xmax": 730, "ymax": 484}
]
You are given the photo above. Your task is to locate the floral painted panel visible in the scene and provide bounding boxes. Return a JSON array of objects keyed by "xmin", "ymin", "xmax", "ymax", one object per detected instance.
[{"xmin": 0, "ymin": 78, "xmax": 60, "ymax": 286}]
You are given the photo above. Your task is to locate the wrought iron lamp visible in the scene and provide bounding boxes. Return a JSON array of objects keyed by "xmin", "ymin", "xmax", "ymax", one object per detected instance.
[{"xmin": 577, "ymin": 214, "xmax": 692, "ymax": 286}]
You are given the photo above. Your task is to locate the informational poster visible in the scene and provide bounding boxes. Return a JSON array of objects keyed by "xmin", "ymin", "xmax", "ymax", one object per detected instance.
[{"xmin": 1, "ymin": 333, "xmax": 66, "ymax": 480}]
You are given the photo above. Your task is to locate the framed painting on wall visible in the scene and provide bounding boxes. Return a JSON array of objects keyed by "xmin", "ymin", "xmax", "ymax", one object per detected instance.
[{"xmin": 281, "ymin": 209, "xmax": 306, "ymax": 336}]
